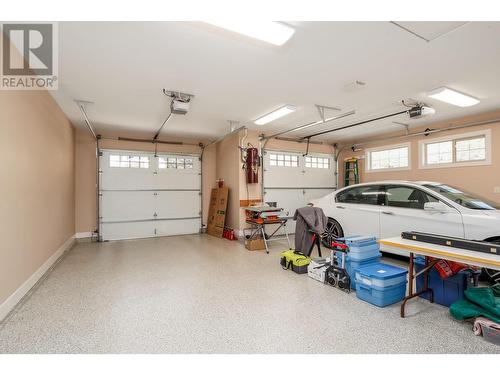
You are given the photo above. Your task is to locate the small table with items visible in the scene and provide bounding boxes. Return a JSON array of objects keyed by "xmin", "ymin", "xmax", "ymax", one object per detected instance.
[{"xmin": 243, "ymin": 206, "xmax": 292, "ymax": 254}]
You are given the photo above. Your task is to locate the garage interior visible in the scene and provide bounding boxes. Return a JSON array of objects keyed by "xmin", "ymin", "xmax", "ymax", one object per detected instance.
[{"xmin": 1, "ymin": 20, "xmax": 500, "ymax": 355}]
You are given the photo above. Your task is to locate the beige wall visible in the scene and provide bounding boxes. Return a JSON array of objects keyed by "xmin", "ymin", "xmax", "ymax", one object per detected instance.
[
  {"xmin": 214, "ymin": 131, "xmax": 241, "ymax": 230},
  {"xmin": 74, "ymin": 129, "xmax": 216, "ymax": 233},
  {"xmin": 0, "ymin": 90, "xmax": 75, "ymax": 306},
  {"xmin": 338, "ymin": 110, "xmax": 500, "ymax": 205}
]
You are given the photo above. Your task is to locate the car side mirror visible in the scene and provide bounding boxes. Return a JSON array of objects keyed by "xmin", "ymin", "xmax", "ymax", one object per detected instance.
[{"xmin": 424, "ymin": 201, "xmax": 450, "ymax": 213}]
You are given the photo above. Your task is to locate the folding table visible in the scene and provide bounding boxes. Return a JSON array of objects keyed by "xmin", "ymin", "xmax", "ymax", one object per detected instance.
[{"xmin": 379, "ymin": 236, "xmax": 500, "ymax": 318}]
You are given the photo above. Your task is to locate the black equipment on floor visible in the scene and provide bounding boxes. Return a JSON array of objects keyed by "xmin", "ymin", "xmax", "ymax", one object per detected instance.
[{"xmin": 325, "ymin": 265, "xmax": 351, "ymax": 292}]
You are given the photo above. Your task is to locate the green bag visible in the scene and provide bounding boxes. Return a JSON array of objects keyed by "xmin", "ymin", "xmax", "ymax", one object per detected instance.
[
  {"xmin": 449, "ymin": 285, "xmax": 500, "ymax": 324},
  {"xmin": 280, "ymin": 250, "xmax": 311, "ymax": 274}
]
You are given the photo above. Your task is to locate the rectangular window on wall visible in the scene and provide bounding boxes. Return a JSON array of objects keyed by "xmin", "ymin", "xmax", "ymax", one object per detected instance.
[
  {"xmin": 269, "ymin": 153, "xmax": 299, "ymax": 167},
  {"xmin": 366, "ymin": 144, "xmax": 410, "ymax": 172},
  {"xmin": 425, "ymin": 141, "xmax": 453, "ymax": 165},
  {"xmin": 305, "ymin": 156, "xmax": 330, "ymax": 169},
  {"xmin": 420, "ymin": 130, "xmax": 490, "ymax": 168}
]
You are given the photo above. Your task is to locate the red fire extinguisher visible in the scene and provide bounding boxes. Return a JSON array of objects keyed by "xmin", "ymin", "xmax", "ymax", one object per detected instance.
[{"xmin": 246, "ymin": 148, "xmax": 259, "ymax": 183}]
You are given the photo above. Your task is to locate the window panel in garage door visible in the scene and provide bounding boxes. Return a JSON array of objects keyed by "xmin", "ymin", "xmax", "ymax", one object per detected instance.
[{"xmin": 99, "ymin": 150, "xmax": 201, "ymax": 241}]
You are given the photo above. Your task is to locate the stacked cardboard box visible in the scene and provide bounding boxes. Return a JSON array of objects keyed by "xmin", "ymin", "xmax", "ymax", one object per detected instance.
[{"xmin": 207, "ymin": 187, "xmax": 229, "ymax": 238}]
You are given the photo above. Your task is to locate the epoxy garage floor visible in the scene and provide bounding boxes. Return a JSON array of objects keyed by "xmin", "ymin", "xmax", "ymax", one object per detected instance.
[{"xmin": 0, "ymin": 235, "xmax": 498, "ymax": 354}]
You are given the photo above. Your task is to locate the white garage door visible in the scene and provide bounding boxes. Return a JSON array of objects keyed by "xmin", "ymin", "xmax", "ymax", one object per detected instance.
[
  {"xmin": 263, "ymin": 150, "xmax": 336, "ymax": 232},
  {"xmin": 99, "ymin": 149, "xmax": 201, "ymax": 241}
]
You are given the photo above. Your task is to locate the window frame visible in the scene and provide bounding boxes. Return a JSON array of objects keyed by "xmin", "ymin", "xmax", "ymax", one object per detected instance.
[
  {"xmin": 305, "ymin": 155, "xmax": 331, "ymax": 169},
  {"xmin": 109, "ymin": 154, "xmax": 150, "ymax": 169},
  {"xmin": 268, "ymin": 152, "xmax": 300, "ymax": 168},
  {"xmin": 365, "ymin": 142, "xmax": 411, "ymax": 173},
  {"xmin": 419, "ymin": 129, "xmax": 491, "ymax": 169},
  {"xmin": 158, "ymin": 155, "xmax": 195, "ymax": 170}
]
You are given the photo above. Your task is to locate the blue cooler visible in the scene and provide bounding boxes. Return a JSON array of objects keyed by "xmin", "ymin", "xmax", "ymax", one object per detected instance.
[
  {"xmin": 354, "ymin": 263, "xmax": 408, "ymax": 307},
  {"xmin": 414, "ymin": 257, "xmax": 479, "ymax": 307}
]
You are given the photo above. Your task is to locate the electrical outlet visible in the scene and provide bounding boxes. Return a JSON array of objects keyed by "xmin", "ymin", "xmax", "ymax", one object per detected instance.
[{"xmin": 494, "ymin": 186, "xmax": 500, "ymax": 194}]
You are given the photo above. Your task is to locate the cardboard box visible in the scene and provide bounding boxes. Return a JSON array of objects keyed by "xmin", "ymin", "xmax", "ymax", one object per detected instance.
[
  {"xmin": 207, "ymin": 187, "xmax": 229, "ymax": 238},
  {"xmin": 308, "ymin": 258, "xmax": 330, "ymax": 283},
  {"xmin": 245, "ymin": 238, "xmax": 266, "ymax": 251}
]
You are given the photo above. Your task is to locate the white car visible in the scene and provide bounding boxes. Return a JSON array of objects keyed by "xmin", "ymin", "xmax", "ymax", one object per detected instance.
[{"xmin": 310, "ymin": 181, "xmax": 500, "ymax": 257}]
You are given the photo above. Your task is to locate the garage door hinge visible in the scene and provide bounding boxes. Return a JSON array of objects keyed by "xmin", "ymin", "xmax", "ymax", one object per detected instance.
[
  {"xmin": 98, "ymin": 170, "xmax": 103, "ymax": 174},
  {"xmin": 154, "ymin": 228, "xmax": 157, "ymax": 235},
  {"xmin": 98, "ymin": 193, "xmax": 103, "ymax": 197},
  {"xmin": 154, "ymin": 212, "xmax": 158, "ymax": 218},
  {"xmin": 98, "ymin": 151, "xmax": 103, "ymax": 157},
  {"xmin": 199, "ymin": 192, "xmax": 202, "ymax": 196}
]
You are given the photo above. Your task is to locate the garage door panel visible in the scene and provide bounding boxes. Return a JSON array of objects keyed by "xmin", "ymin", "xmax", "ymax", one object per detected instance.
[
  {"xmin": 263, "ymin": 151, "xmax": 303, "ymax": 188},
  {"xmin": 155, "ymin": 171, "xmax": 201, "ymax": 190},
  {"xmin": 263, "ymin": 150, "xmax": 337, "ymax": 234},
  {"xmin": 100, "ymin": 151, "xmax": 156, "ymax": 190},
  {"xmin": 302, "ymin": 167, "xmax": 335, "ymax": 188},
  {"xmin": 99, "ymin": 149, "xmax": 201, "ymax": 241},
  {"xmin": 100, "ymin": 191, "xmax": 155, "ymax": 222},
  {"xmin": 100, "ymin": 221, "xmax": 156, "ymax": 241},
  {"xmin": 155, "ymin": 218, "xmax": 201, "ymax": 236},
  {"xmin": 155, "ymin": 154, "xmax": 201, "ymax": 190},
  {"xmin": 303, "ymin": 188, "xmax": 335, "ymax": 205},
  {"xmin": 156, "ymin": 191, "xmax": 200, "ymax": 218},
  {"xmin": 264, "ymin": 188, "xmax": 303, "ymax": 233}
]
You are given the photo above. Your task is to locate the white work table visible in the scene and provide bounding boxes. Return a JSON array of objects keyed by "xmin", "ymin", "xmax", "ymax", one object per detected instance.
[{"xmin": 378, "ymin": 236, "xmax": 500, "ymax": 317}]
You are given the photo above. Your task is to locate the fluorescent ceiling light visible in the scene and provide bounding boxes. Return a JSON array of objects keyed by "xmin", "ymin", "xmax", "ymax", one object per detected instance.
[
  {"xmin": 206, "ymin": 21, "xmax": 295, "ymax": 46},
  {"xmin": 427, "ymin": 87, "xmax": 479, "ymax": 107},
  {"xmin": 255, "ymin": 105, "xmax": 296, "ymax": 125}
]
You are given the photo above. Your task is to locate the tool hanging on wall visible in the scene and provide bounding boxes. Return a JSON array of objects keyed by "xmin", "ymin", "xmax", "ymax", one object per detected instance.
[{"xmin": 344, "ymin": 158, "xmax": 359, "ymax": 186}]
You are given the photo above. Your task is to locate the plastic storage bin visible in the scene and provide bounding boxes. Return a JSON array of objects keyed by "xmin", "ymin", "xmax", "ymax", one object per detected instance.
[
  {"xmin": 344, "ymin": 254, "xmax": 381, "ymax": 290},
  {"xmin": 414, "ymin": 257, "xmax": 479, "ymax": 307},
  {"xmin": 355, "ymin": 263, "xmax": 408, "ymax": 288},
  {"xmin": 356, "ymin": 281, "xmax": 407, "ymax": 307},
  {"xmin": 339, "ymin": 236, "xmax": 381, "ymax": 262}
]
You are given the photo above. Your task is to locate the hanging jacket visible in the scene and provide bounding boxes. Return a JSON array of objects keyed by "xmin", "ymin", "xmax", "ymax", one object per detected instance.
[{"xmin": 293, "ymin": 206, "xmax": 328, "ymax": 253}]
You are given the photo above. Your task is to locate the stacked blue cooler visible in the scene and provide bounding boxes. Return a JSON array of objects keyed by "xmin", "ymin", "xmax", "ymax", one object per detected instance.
[
  {"xmin": 354, "ymin": 263, "xmax": 408, "ymax": 307},
  {"xmin": 338, "ymin": 236, "xmax": 381, "ymax": 290}
]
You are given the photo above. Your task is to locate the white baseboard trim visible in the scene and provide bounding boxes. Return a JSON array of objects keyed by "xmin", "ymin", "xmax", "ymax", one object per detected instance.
[
  {"xmin": 0, "ymin": 235, "xmax": 76, "ymax": 324},
  {"xmin": 75, "ymin": 231, "xmax": 93, "ymax": 239}
]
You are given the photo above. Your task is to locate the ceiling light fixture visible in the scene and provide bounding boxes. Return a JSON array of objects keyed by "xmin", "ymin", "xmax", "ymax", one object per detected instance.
[
  {"xmin": 427, "ymin": 87, "xmax": 479, "ymax": 107},
  {"xmin": 254, "ymin": 105, "xmax": 296, "ymax": 125},
  {"xmin": 206, "ymin": 21, "xmax": 295, "ymax": 46}
]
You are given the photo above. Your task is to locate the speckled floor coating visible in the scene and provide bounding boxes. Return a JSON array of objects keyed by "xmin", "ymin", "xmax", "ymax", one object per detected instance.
[{"xmin": 0, "ymin": 234, "xmax": 498, "ymax": 354}]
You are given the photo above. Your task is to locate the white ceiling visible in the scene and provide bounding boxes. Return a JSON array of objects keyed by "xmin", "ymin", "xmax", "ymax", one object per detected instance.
[{"xmin": 52, "ymin": 21, "xmax": 500, "ymax": 144}]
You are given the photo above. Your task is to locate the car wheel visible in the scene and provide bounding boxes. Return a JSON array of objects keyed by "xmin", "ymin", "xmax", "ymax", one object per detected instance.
[
  {"xmin": 322, "ymin": 218, "xmax": 344, "ymax": 249},
  {"xmin": 482, "ymin": 238, "xmax": 500, "ymax": 285}
]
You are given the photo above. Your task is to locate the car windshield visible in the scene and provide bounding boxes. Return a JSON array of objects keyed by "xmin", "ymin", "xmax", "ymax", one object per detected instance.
[{"xmin": 424, "ymin": 184, "xmax": 499, "ymax": 210}]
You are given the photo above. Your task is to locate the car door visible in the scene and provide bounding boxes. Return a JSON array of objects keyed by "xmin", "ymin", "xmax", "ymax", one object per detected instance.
[
  {"xmin": 334, "ymin": 184, "xmax": 383, "ymax": 238},
  {"xmin": 379, "ymin": 184, "xmax": 464, "ymax": 241}
]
